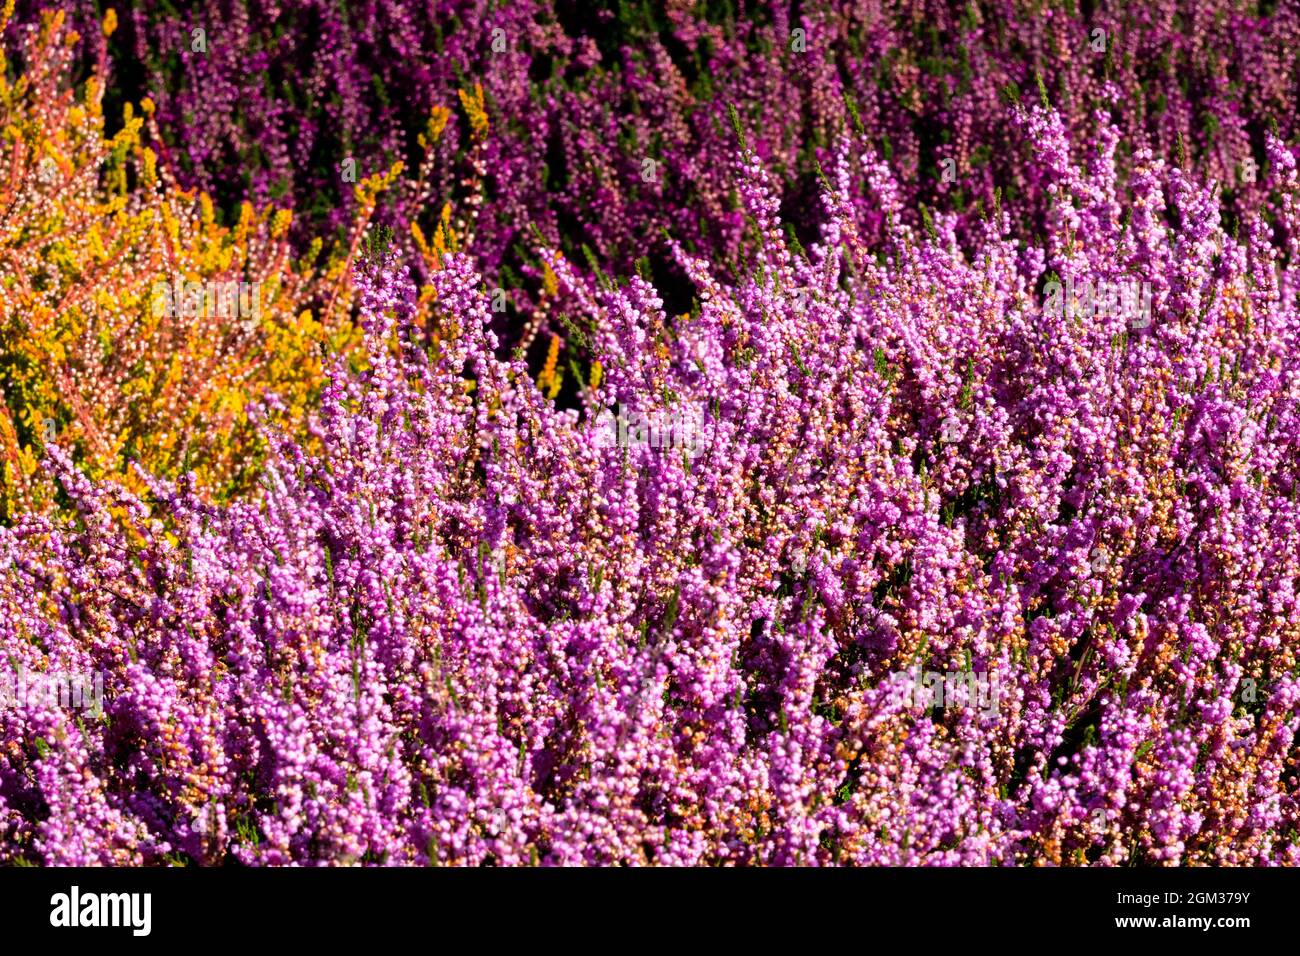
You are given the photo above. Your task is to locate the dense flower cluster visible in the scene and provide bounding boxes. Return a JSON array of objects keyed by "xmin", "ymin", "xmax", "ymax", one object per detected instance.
[
  {"xmin": 2, "ymin": 93, "xmax": 1298, "ymax": 864},
  {"xmin": 12, "ymin": 0, "xmax": 1299, "ymax": 287}
]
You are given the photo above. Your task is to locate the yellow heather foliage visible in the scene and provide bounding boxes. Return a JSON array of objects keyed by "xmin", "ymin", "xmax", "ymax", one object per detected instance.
[
  {"xmin": 538, "ymin": 334, "xmax": 563, "ymax": 400},
  {"xmin": 418, "ymin": 104, "xmax": 452, "ymax": 150},
  {"xmin": 0, "ymin": 20, "xmax": 388, "ymax": 519},
  {"xmin": 457, "ymin": 84, "xmax": 489, "ymax": 143},
  {"xmin": 411, "ymin": 203, "xmax": 460, "ymax": 275}
]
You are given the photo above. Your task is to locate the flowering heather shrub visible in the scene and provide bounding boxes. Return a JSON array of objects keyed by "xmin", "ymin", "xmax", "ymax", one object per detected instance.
[
  {"xmin": 0, "ymin": 11, "xmax": 397, "ymax": 518},
  {"xmin": 14, "ymin": 0, "xmax": 1300, "ymax": 290},
  {"xmin": 11, "ymin": 0, "xmax": 556, "ymax": 262},
  {"xmin": 3, "ymin": 111, "xmax": 1298, "ymax": 865}
]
